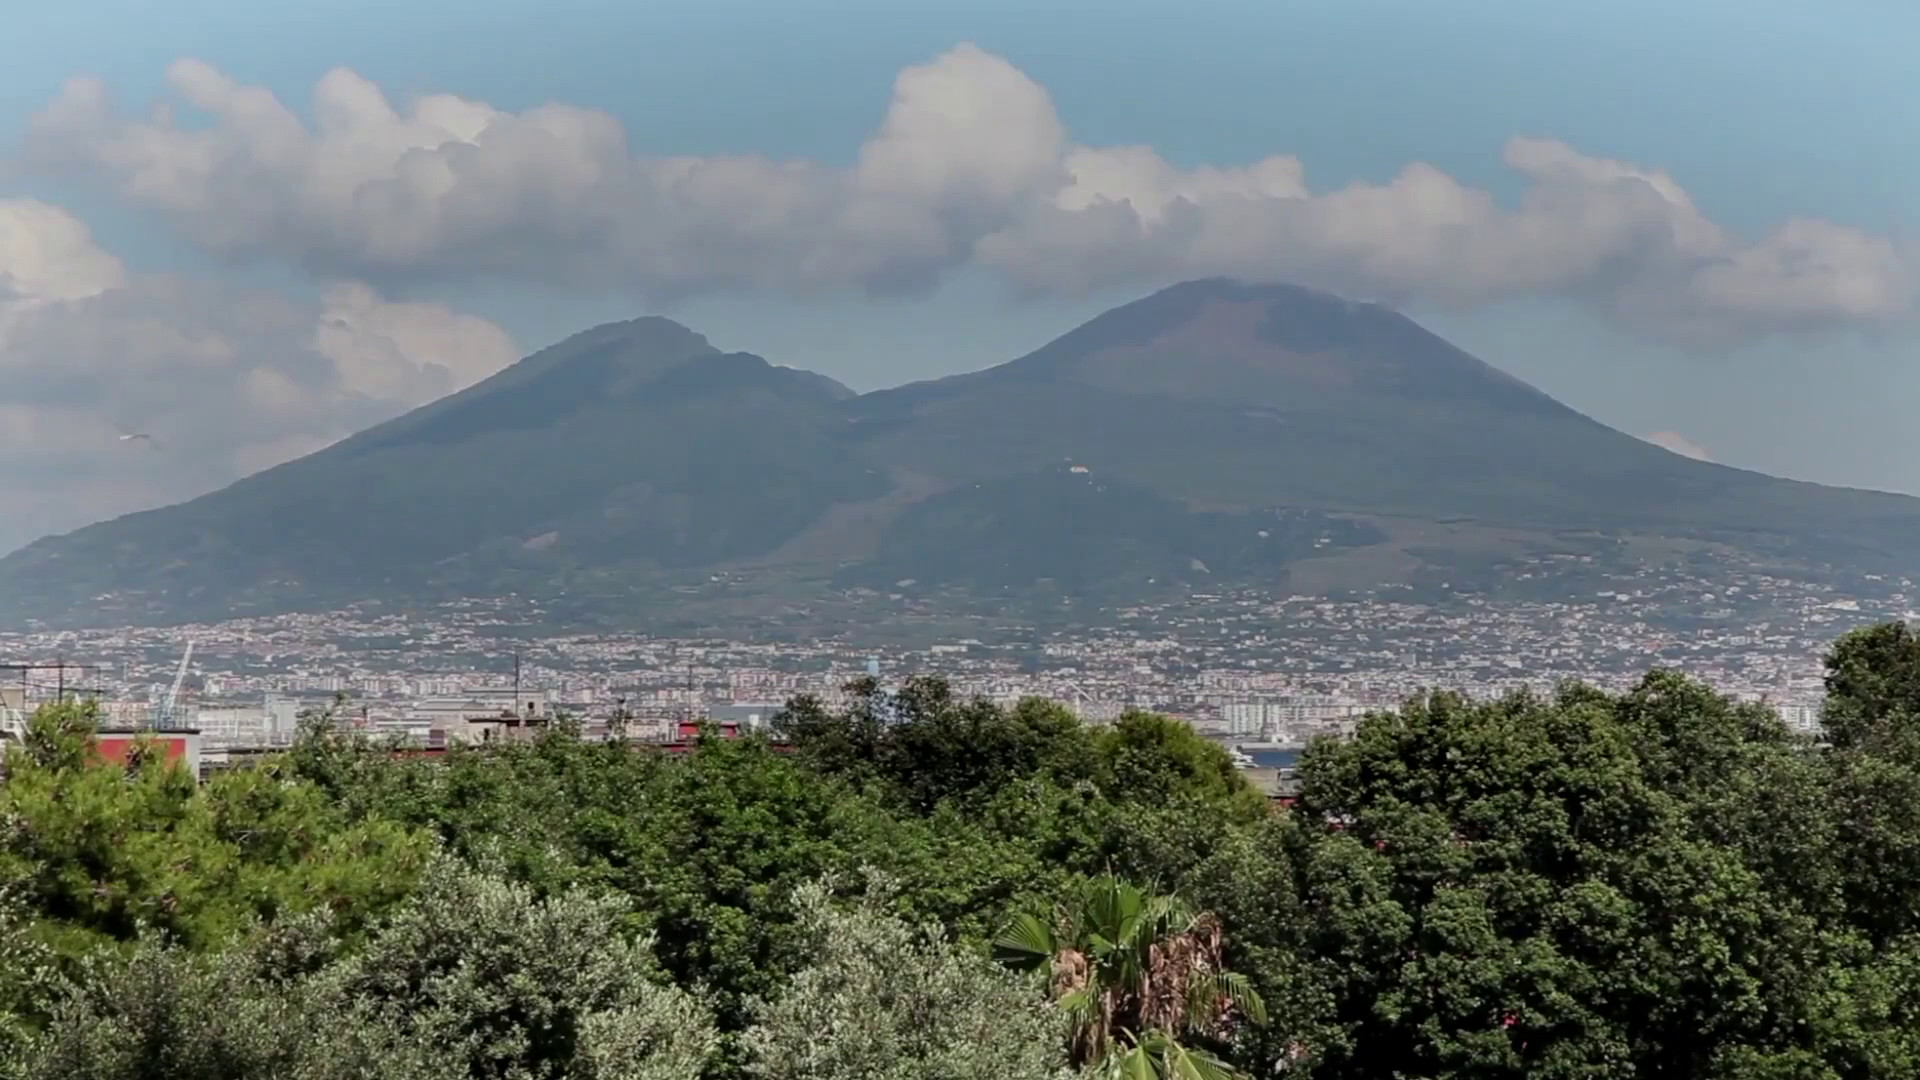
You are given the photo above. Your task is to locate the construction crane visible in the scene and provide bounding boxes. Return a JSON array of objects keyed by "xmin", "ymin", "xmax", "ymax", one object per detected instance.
[{"xmin": 154, "ymin": 641, "xmax": 194, "ymax": 730}]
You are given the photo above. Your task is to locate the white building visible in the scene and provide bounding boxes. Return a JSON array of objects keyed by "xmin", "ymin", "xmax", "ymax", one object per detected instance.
[{"xmin": 193, "ymin": 694, "xmax": 303, "ymax": 748}]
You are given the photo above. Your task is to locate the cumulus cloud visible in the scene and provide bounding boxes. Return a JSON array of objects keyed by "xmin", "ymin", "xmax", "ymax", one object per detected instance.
[
  {"xmin": 1643, "ymin": 431, "xmax": 1714, "ymax": 462},
  {"xmin": 19, "ymin": 46, "xmax": 1915, "ymax": 344},
  {"xmin": 0, "ymin": 198, "xmax": 519, "ymax": 552}
]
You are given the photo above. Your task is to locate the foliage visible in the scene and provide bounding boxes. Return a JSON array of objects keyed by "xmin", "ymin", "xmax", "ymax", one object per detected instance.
[
  {"xmin": 13, "ymin": 860, "xmax": 716, "ymax": 1080},
  {"xmin": 335, "ymin": 858, "xmax": 716, "ymax": 1080},
  {"xmin": 0, "ymin": 701, "xmax": 428, "ymax": 958},
  {"xmin": 1822, "ymin": 621, "xmax": 1920, "ymax": 756},
  {"xmin": 16, "ymin": 626, "xmax": 1920, "ymax": 1079},
  {"xmin": 14, "ymin": 917, "xmax": 455, "ymax": 1080},
  {"xmin": 1282, "ymin": 667, "xmax": 1920, "ymax": 1080},
  {"xmin": 742, "ymin": 872, "xmax": 1071, "ymax": 1080},
  {"xmin": 995, "ymin": 875, "xmax": 1265, "ymax": 1077},
  {"xmin": 0, "ymin": 886, "xmax": 62, "ymax": 1066}
]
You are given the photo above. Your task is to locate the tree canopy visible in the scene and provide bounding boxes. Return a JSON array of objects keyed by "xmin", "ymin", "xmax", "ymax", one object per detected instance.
[{"xmin": 7, "ymin": 627, "xmax": 1920, "ymax": 1078}]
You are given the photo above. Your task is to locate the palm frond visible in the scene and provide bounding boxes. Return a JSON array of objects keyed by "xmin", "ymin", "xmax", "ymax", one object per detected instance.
[
  {"xmin": 1215, "ymin": 970, "xmax": 1267, "ymax": 1026},
  {"xmin": 1157, "ymin": 1040, "xmax": 1240, "ymax": 1080},
  {"xmin": 1085, "ymin": 875, "xmax": 1143, "ymax": 943},
  {"xmin": 1093, "ymin": 1042, "xmax": 1160, "ymax": 1080},
  {"xmin": 992, "ymin": 912, "xmax": 1057, "ymax": 971},
  {"xmin": 1100, "ymin": 1031, "xmax": 1245, "ymax": 1080}
]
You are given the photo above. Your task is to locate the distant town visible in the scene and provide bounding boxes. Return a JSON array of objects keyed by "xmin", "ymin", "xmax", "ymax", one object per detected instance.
[{"xmin": 4, "ymin": 553, "xmax": 1907, "ymax": 768}]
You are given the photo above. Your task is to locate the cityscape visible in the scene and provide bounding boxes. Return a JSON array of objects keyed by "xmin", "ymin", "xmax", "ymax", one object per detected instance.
[{"xmin": 5, "ymin": 554, "xmax": 1901, "ymax": 759}]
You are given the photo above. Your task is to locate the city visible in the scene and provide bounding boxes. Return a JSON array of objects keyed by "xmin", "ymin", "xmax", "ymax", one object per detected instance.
[{"xmin": 6, "ymin": 553, "xmax": 1901, "ymax": 759}]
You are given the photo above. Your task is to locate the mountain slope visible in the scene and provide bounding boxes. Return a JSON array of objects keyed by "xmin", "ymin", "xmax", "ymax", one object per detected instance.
[
  {"xmin": 846, "ymin": 279, "xmax": 1920, "ymax": 558},
  {"xmin": 0, "ymin": 318, "xmax": 882, "ymax": 623},
  {"xmin": 3, "ymin": 279, "xmax": 1916, "ymax": 627}
]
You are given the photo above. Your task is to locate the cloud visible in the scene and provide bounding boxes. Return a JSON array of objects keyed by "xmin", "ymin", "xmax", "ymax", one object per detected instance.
[
  {"xmin": 1643, "ymin": 431, "xmax": 1713, "ymax": 462},
  {"xmin": 0, "ymin": 198, "xmax": 519, "ymax": 552},
  {"xmin": 0, "ymin": 198, "xmax": 126, "ymax": 300},
  {"xmin": 19, "ymin": 46, "xmax": 1915, "ymax": 345}
]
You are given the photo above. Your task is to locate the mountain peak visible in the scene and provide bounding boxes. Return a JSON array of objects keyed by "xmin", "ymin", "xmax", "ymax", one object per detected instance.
[
  {"xmin": 993, "ymin": 278, "xmax": 1563, "ymax": 414},
  {"xmin": 343, "ymin": 314, "xmax": 723, "ymax": 454},
  {"xmin": 1149, "ymin": 276, "xmax": 1365, "ymax": 307},
  {"xmin": 546, "ymin": 315, "xmax": 713, "ymax": 359}
]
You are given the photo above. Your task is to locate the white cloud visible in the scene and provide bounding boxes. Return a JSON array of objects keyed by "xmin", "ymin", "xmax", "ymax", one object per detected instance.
[
  {"xmin": 0, "ymin": 199, "xmax": 125, "ymax": 299},
  {"xmin": 1643, "ymin": 431, "xmax": 1713, "ymax": 462},
  {"xmin": 20, "ymin": 46, "xmax": 1914, "ymax": 344},
  {"xmin": 312, "ymin": 281, "xmax": 521, "ymax": 404},
  {"xmin": 0, "ymin": 199, "xmax": 519, "ymax": 552}
]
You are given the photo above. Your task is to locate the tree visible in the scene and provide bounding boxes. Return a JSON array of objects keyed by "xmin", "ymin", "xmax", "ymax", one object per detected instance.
[
  {"xmin": 743, "ymin": 873, "xmax": 1071, "ymax": 1080},
  {"xmin": 1822, "ymin": 622, "xmax": 1920, "ymax": 756},
  {"xmin": 0, "ymin": 701, "xmax": 427, "ymax": 958},
  {"xmin": 1288, "ymin": 677, "xmax": 1865, "ymax": 1079},
  {"xmin": 994, "ymin": 875, "xmax": 1266, "ymax": 1078},
  {"xmin": 1093, "ymin": 712, "xmax": 1267, "ymax": 824},
  {"xmin": 14, "ymin": 914, "xmax": 455, "ymax": 1080},
  {"xmin": 778, "ymin": 677, "xmax": 1098, "ymax": 813},
  {"xmin": 1817, "ymin": 624, "xmax": 1920, "ymax": 945},
  {"xmin": 0, "ymin": 886, "xmax": 62, "ymax": 1069},
  {"xmin": 329, "ymin": 858, "xmax": 716, "ymax": 1080},
  {"xmin": 14, "ymin": 860, "xmax": 717, "ymax": 1080}
]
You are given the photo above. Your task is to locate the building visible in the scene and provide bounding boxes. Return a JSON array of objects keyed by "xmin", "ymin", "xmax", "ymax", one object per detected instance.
[
  {"xmin": 195, "ymin": 694, "xmax": 303, "ymax": 748},
  {"xmin": 403, "ymin": 689, "xmax": 553, "ymax": 745},
  {"xmin": 706, "ymin": 702, "xmax": 783, "ymax": 733},
  {"xmin": 94, "ymin": 728, "xmax": 204, "ymax": 778}
]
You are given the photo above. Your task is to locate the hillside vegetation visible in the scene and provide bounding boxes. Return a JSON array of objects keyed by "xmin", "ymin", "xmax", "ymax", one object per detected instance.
[{"xmin": 8, "ymin": 625, "xmax": 1920, "ymax": 1077}]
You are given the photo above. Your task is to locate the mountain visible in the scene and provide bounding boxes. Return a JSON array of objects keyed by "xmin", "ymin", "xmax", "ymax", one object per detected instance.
[{"xmin": 5, "ymin": 279, "xmax": 1918, "ymax": 628}]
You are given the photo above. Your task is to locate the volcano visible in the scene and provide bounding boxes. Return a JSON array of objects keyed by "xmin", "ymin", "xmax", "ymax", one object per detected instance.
[{"xmin": 4, "ymin": 279, "xmax": 1915, "ymax": 627}]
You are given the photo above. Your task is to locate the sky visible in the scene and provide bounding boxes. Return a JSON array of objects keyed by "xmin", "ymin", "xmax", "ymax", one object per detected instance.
[{"xmin": 0, "ymin": 0, "xmax": 1914, "ymax": 553}]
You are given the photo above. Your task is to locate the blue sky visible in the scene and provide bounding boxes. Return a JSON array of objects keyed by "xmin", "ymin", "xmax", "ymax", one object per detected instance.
[{"xmin": 0, "ymin": 0, "xmax": 1914, "ymax": 547}]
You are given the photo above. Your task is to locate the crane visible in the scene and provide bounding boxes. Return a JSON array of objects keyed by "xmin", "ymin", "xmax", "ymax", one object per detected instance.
[{"xmin": 155, "ymin": 641, "xmax": 194, "ymax": 729}]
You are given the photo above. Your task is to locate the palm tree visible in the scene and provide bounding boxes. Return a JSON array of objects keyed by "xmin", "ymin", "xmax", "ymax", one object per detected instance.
[{"xmin": 993, "ymin": 875, "xmax": 1267, "ymax": 1079}]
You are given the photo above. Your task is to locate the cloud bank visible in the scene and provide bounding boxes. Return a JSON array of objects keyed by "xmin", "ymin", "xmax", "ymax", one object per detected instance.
[
  {"xmin": 0, "ymin": 198, "xmax": 518, "ymax": 552},
  {"xmin": 22, "ymin": 45, "xmax": 1915, "ymax": 345}
]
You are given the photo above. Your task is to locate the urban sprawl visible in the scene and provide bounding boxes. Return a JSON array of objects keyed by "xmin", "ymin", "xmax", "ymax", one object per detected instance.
[{"xmin": 4, "ymin": 560, "xmax": 1909, "ymax": 759}]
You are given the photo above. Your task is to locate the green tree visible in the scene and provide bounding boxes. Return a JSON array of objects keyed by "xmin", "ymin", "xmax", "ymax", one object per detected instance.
[
  {"xmin": 331, "ymin": 858, "xmax": 717, "ymax": 1080},
  {"xmin": 778, "ymin": 678, "xmax": 1098, "ymax": 811},
  {"xmin": 0, "ymin": 701, "xmax": 426, "ymax": 957},
  {"xmin": 15, "ymin": 914, "xmax": 453, "ymax": 1080},
  {"xmin": 743, "ymin": 873, "xmax": 1071, "ymax": 1080},
  {"xmin": 0, "ymin": 886, "xmax": 63, "ymax": 1068},
  {"xmin": 1289, "ymin": 677, "xmax": 1857, "ymax": 1079},
  {"xmin": 1817, "ymin": 624, "xmax": 1920, "ymax": 946},
  {"xmin": 1092, "ymin": 711, "xmax": 1267, "ymax": 824},
  {"xmin": 1822, "ymin": 622, "xmax": 1920, "ymax": 756},
  {"xmin": 16, "ymin": 861, "xmax": 717, "ymax": 1080}
]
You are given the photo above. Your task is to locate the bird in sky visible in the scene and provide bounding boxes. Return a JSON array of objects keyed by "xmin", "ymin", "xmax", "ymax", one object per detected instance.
[{"xmin": 117, "ymin": 432, "xmax": 159, "ymax": 449}]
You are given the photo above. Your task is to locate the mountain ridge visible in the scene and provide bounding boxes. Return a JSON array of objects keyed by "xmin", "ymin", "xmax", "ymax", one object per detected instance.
[{"xmin": 3, "ymin": 278, "xmax": 1915, "ymax": 629}]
